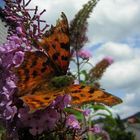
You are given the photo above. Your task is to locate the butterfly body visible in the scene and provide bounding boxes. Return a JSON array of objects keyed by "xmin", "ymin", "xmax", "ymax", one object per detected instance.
[{"xmin": 50, "ymin": 75, "xmax": 74, "ymax": 88}]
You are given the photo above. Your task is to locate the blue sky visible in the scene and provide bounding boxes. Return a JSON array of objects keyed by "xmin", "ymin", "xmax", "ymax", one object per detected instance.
[{"xmin": 2, "ymin": 0, "xmax": 140, "ymax": 118}]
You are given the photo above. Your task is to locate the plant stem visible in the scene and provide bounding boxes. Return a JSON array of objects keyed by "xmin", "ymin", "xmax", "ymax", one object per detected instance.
[
  {"xmin": 75, "ymin": 48, "xmax": 80, "ymax": 83},
  {"xmin": 88, "ymin": 117, "xmax": 95, "ymax": 140}
]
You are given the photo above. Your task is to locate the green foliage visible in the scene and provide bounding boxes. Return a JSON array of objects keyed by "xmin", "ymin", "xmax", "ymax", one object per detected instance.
[
  {"xmin": 0, "ymin": 125, "xmax": 6, "ymax": 140},
  {"xmin": 91, "ymin": 104, "xmax": 113, "ymax": 117},
  {"xmin": 65, "ymin": 107, "xmax": 84, "ymax": 121}
]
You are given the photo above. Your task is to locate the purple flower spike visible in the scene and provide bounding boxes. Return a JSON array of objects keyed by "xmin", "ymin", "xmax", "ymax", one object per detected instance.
[
  {"xmin": 0, "ymin": 36, "xmax": 24, "ymax": 124},
  {"xmin": 3, "ymin": 0, "xmax": 49, "ymax": 49}
]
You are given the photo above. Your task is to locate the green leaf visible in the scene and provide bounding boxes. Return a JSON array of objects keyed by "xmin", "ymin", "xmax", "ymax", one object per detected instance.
[
  {"xmin": 91, "ymin": 104, "xmax": 113, "ymax": 117},
  {"xmin": 80, "ymin": 70, "xmax": 89, "ymax": 81},
  {"xmin": 64, "ymin": 107, "xmax": 84, "ymax": 121}
]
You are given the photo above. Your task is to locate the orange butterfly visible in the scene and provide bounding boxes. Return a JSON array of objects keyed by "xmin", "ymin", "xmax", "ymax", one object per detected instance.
[{"xmin": 15, "ymin": 12, "xmax": 122, "ymax": 111}]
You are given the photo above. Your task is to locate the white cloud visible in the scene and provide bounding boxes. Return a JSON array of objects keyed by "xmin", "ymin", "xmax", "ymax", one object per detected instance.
[
  {"xmin": 90, "ymin": 42, "xmax": 140, "ymax": 118},
  {"xmin": 28, "ymin": 0, "xmax": 87, "ymax": 24},
  {"xmin": 88, "ymin": 0, "xmax": 140, "ymax": 43},
  {"xmin": 95, "ymin": 42, "xmax": 134, "ymax": 61},
  {"xmin": 100, "ymin": 58, "xmax": 140, "ymax": 89},
  {"xmin": 89, "ymin": 42, "xmax": 140, "ymax": 90}
]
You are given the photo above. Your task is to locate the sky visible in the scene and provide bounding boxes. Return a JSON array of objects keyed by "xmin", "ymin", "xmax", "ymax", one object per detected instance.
[{"xmin": 1, "ymin": 0, "xmax": 140, "ymax": 118}]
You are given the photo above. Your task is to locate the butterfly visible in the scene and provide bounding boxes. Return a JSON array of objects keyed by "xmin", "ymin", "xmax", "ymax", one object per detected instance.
[{"xmin": 15, "ymin": 12, "xmax": 122, "ymax": 111}]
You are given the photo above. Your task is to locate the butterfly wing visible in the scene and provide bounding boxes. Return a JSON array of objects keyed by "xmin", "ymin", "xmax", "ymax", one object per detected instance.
[
  {"xmin": 15, "ymin": 51, "xmax": 54, "ymax": 96},
  {"xmin": 14, "ymin": 13, "xmax": 71, "ymax": 111},
  {"xmin": 15, "ymin": 51, "xmax": 66, "ymax": 111},
  {"xmin": 15, "ymin": 13, "xmax": 70, "ymax": 95},
  {"xmin": 69, "ymin": 85, "xmax": 122, "ymax": 106},
  {"xmin": 40, "ymin": 12, "xmax": 70, "ymax": 75},
  {"xmin": 21, "ymin": 84, "xmax": 122, "ymax": 111},
  {"xmin": 20, "ymin": 90, "xmax": 66, "ymax": 111}
]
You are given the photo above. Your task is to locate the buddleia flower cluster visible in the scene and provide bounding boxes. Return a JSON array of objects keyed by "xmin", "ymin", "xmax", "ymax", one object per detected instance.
[
  {"xmin": 0, "ymin": 36, "xmax": 24, "ymax": 139},
  {"xmin": 89, "ymin": 57, "xmax": 114, "ymax": 82},
  {"xmin": 3, "ymin": 0, "xmax": 49, "ymax": 49}
]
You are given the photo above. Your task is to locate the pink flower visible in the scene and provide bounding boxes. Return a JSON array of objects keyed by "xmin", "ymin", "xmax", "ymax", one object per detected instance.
[
  {"xmin": 103, "ymin": 56, "xmax": 114, "ymax": 65},
  {"xmin": 77, "ymin": 50, "xmax": 92, "ymax": 59}
]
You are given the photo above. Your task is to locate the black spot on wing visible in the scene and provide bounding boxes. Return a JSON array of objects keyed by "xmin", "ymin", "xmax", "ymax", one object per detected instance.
[
  {"xmin": 30, "ymin": 60, "xmax": 37, "ymax": 68},
  {"xmin": 61, "ymin": 56, "xmax": 68, "ymax": 61},
  {"xmin": 42, "ymin": 60, "xmax": 50, "ymax": 67},
  {"xmin": 32, "ymin": 70, "xmax": 38, "ymax": 78},
  {"xmin": 80, "ymin": 94, "xmax": 86, "ymax": 97},
  {"xmin": 100, "ymin": 93, "xmax": 110, "ymax": 98},
  {"xmin": 79, "ymin": 85, "xmax": 86, "ymax": 89},
  {"xmin": 24, "ymin": 69, "xmax": 30, "ymax": 81},
  {"xmin": 88, "ymin": 88, "xmax": 95, "ymax": 94},
  {"xmin": 71, "ymin": 90, "xmax": 81, "ymax": 93},
  {"xmin": 60, "ymin": 43, "xmax": 69, "ymax": 51},
  {"xmin": 36, "ymin": 51, "xmax": 45, "ymax": 57},
  {"xmin": 44, "ymin": 97, "xmax": 50, "ymax": 100},
  {"xmin": 52, "ymin": 52, "xmax": 60, "ymax": 60},
  {"xmin": 55, "ymin": 38, "xmax": 58, "ymax": 42},
  {"xmin": 52, "ymin": 44, "xmax": 56, "ymax": 49},
  {"xmin": 72, "ymin": 96, "xmax": 79, "ymax": 101},
  {"xmin": 29, "ymin": 97, "xmax": 45, "ymax": 106},
  {"xmin": 41, "ymin": 67, "xmax": 46, "ymax": 73}
]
